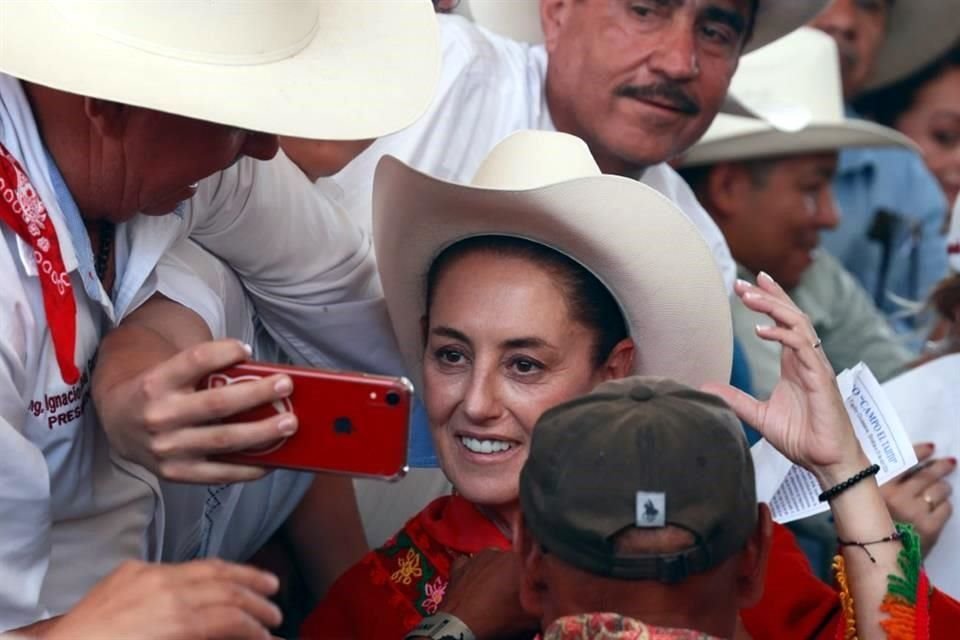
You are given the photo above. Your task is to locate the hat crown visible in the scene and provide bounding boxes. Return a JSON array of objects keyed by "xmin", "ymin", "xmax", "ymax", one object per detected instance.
[
  {"xmin": 729, "ymin": 27, "xmax": 844, "ymax": 126},
  {"xmin": 471, "ymin": 131, "xmax": 602, "ymax": 190},
  {"xmin": 58, "ymin": 0, "xmax": 320, "ymax": 65}
]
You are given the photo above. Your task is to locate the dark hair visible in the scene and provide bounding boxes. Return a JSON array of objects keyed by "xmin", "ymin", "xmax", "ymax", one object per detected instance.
[
  {"xmin": 854, "ymin": 43, "xmax": 960, "ymax": 127},
  {"xmin": 425, "ymin": 236, "xmax": 629, "ymax": 368},
  {"xmin": 678, "ymin": 158, "xmax": 776, "ymax": 202}
]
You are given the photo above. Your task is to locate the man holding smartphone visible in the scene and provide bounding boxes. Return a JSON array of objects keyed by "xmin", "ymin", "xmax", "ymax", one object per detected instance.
[{"xmin": 0, "ymin": 0, "xmax": 439, "ymax": 636}]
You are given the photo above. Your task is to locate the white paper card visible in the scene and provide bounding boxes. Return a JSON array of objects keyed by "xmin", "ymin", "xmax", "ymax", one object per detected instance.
[
  {"xmin": 882, "ymin": 354, "xmax": 960, "ymax": 599},
  {"xmin": 752, "ymin": 363, "xmax": 917, "ymax": 524}
]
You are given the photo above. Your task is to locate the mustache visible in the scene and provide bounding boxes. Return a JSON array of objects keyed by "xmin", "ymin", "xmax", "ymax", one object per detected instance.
[{"xmin": 616, "ymin": 82, "xmax": 701, "ymax": 116}]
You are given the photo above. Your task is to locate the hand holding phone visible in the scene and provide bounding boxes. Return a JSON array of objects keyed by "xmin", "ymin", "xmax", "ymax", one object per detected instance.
[{"xmin": 199, "ymin": 362, "xmax": 412, "ymax": 480}]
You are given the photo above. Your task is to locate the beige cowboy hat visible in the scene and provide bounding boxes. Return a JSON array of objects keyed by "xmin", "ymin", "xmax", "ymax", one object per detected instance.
[
  {"xmin": 681, "ymin": 28, "xmax": 914, "ymax": 167},
  {"xmin": 373, "ymin": 130, "xmax": 733, "ymax": 394},
  {"xmin": 454, "ymin": 0, "xmax": 831, "ymax": 53},
  {"xmin": 0, "ymin": 0, "xmax": 440, "ymax": 140},
  {"xmin": 861, "ymin": 0, "xmax": 960, "ymax": 92}
]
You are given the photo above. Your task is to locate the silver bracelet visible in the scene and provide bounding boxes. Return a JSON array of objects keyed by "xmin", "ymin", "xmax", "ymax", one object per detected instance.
[{"xmin": 404, "ymin": 612, "xmax": 477, "ymax": 640}]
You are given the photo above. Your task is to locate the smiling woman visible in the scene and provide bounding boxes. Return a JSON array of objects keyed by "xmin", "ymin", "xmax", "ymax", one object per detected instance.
[
  {"xmin": 421, "ymin": 236, "xmax": 631, "ymax": 515},
  {"xmin": 300, "ymin": 130, "xmax": 733, "ymax": 638}
]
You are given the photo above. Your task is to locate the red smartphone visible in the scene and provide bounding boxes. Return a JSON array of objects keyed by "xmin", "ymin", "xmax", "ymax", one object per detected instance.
[{"xmin": 198, "ymin": 362, "xmax": 413, "ymax": 480}]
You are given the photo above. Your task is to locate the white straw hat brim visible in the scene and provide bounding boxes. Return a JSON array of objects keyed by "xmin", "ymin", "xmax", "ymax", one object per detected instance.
[
  {"xmin": 682, "ymin": 116, "xmax": 916, "ymax": 166},
  {"xmin": 0, "ymin": 0, "xmax": 440, "ymax": 140},
  {"xmin": 373, "ymin": 156, "xmax": 733, "ymax": 395}
]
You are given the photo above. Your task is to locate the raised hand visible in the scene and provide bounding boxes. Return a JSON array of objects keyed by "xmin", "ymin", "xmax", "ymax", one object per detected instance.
[{"xmin": 704, "ymin": 273, "xmax": 865, "ymax": 480}]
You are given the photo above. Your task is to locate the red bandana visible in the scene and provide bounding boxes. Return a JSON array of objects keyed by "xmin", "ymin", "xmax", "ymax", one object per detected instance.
[{"xmin": 0, "ymin": 142, "xmax": 79, "ymax": 384}]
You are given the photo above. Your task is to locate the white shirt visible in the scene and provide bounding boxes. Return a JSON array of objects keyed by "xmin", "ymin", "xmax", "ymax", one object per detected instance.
[
  {"xmin": 180, "ymin": 152, "xmax": 406, "ymax": 378},
  {"xmin": 0, "ymin": 75, "xmax": 371, "ymax": 628},
  {"xmin": 333, "ymin": 14, "xmax": 736, "ymax": 292},
  {"xmin": 0, "ymin": 76, "xmax": 171, "ymax": 629}
]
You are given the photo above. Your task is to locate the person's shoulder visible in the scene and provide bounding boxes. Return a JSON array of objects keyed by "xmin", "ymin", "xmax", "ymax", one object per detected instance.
[
  {"xmin": 852, "ymin": 147, "xmax": 947, "ymax": 208},
  {"xmin": 438, "ymin": 14, "xmax": 538, "ymax": 76}
]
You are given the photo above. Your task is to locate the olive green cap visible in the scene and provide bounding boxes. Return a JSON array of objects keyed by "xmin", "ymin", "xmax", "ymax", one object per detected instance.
[{"xmin": 519, "ymin": 376, "xmax": 757, "ymax": 583}]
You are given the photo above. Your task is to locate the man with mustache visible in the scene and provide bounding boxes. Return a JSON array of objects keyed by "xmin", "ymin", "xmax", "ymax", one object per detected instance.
[
  {"xmin": 809, "ymin": 0, "xmax": 960, "ymax": 338},
  {"xmin": 282, "ymin": 0, "xmax": 827, "ymax": 546}
]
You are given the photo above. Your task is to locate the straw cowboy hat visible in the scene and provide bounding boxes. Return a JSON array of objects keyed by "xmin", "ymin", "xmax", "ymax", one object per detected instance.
[
  {"xmin": 0, "ymin": 0, "xmax": 440, "ymax": 139},
  {"xmin": 681, "ymin": 28, "xmax": 914, "ymax": 167},
  {"xmin": 373, "ymin": 130, "xmax": 733, "ymax": 394},
  {"xmin": 862, "ymin": 0, "xmax": 960, "ymax": 92},
  {"xmin": 455, "ymin": 0, "xmax": 831, "ymax": 53}
]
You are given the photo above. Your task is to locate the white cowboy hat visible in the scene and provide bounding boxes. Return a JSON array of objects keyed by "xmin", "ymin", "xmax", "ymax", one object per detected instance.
[
  {"xmin": 0, "ymin": 0, "xmax": 440, "ymax": 140},
  {"xmin": 681, "ymin": 28, "xmax": 914, "ymax": 167},
  {"xmin": 373, "ymin": 130, "xmax": 733, "ymax": 394},
  {"xmin": 454, "ymin": 0, "xmax": 830, "ymax": 53},
  {"xmin": 862, "ymin": 0, "xmax": 960, "ymax": 92}
]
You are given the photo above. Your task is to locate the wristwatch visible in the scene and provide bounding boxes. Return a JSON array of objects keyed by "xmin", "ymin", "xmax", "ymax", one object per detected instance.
[{"xmin": 404, "ymin": 612, "xmax": 477, "ymax": 640}]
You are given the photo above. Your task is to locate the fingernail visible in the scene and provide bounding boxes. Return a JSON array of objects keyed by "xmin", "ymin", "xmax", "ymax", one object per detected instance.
[
  {"xmin": 949, "ymin": 457, "xmax": 957, "ymax": 467},
  {"xmin": 736, "ymin": 278, "xmax": 752, "ymax": 289},
  {"xmin": 755, "ymin": 324, "xmax": 771, "ymax": 333},
  {"xmin": 274, "ymin": 377, "xmax": 293, "ymax": 394},
  {"xmin": 278, "ymin": 416, "xmax": 297, "ymax": 435},
  {"xmin": 758, "ymin": 271, "xmax": 774, "ymax": 284},
  {"xmin": 920, "ymin": 442, "xmax": 935, "ymax": 450},
  {"xmin": 241, "ymin": 342, "xmax": 253, "ymax": 357}
]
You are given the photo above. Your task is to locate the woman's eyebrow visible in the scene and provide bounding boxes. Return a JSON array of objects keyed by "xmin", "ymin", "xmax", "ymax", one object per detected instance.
[
  {"xmin": 431, "ymin": 326, "xmax": 472, "ymax": 346},
  {"xmin": 501, "ymin": 337, "xmax": 556, "ymax": 351}
]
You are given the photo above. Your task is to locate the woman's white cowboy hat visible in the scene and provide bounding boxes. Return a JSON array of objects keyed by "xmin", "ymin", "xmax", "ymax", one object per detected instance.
[
  {"xmin": 454, "ymin": 0, "xmax": 830, "ymax": 53},
  {"xmin": 0, "ymin": 0, "xmax": 440, "ymax": 139},
  {"xmin": 373, "ymin": 130, "xmax": 733, "ymax": 394},
  {"xmin": 681, "ymin": 28, "xmax": 914, "ymax": 167},
  {"xmin": 861, "ymin": 0, "xmax": 960, "ymax": 92}
]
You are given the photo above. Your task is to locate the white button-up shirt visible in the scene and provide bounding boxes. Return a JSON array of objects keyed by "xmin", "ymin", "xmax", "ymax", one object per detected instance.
[
  {"xmin": 332, "ymin": 14, "xmax": 736, "ymax": 292},
  {"xmin": 1, "ymin": 74, "xmax": 359, "ymax": 628},
  {"xmin": 0, "ymin": 83, "xmax": 173, "ymax": 627}
]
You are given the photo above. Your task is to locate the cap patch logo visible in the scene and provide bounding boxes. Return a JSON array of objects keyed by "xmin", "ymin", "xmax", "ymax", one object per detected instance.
[{"xmin": 635, "ymin": 491, "xmax": 666, "ymax": 528}]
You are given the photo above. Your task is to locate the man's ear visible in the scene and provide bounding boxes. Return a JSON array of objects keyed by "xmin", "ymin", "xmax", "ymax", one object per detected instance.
[
  {"xmin": 516, "ymin": 516, "xmax": 547, "ymax": 620},
  {"xmin": 600, "ymin": 338, "xmax": 635, "ymax": 382},
  {"xmin": 540, "ymin": 0, "xmax": 573, "ymax": 50},
  {"xmin": 83, "ymin": 97, "xmax": 128, "ymax": 139},
  {"xmin": 706, "ymin": 162, "xmax": 751, "ymax": 223},
  {"xmin": 735, "ymin": 503, "xmax": 773, "ymax": 609}
]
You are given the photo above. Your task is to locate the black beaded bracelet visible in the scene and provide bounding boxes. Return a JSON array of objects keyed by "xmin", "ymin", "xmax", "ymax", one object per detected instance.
[{"xmin": 818, "ymin": 463, "xmax": 880, "ymax": 502}]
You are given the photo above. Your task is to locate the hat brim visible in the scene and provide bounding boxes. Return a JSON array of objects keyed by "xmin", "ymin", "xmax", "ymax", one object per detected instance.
[
  {"xmin": 862, "ymin": 2, "xmax": 960, "ymax": 92},
  {"xmin": 0, "ymin": 1, "xmax": 440, "ymax": 140},
  {"xmin": 372, "ymin": 156, "xmax": 733, "ymax": 395},
  {"xmin": 681, "ymin": 117, "xmax": 916, "ymax": 167},
  {"xmin": 461, "ymin": 0, "xmax": 829, "ymax": 54}
]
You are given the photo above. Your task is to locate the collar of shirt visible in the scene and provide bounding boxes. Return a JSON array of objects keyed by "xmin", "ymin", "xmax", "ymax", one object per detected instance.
[{"xmin": 43, "ymin": 146, "xmax": 111, "ymax": 306}]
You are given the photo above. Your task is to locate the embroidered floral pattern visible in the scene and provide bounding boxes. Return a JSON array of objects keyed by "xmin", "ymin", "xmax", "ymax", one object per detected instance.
[
  {"xmin": 390, "ymin": 548, "xmax": 424, "ymax": 586},
  {"xmin": 422, "ymin": 576, "xmax": 447, "ymax": 615},
  {"xmin": 543, "ymin": 613, "xmax": 720, "ymax": 640}
]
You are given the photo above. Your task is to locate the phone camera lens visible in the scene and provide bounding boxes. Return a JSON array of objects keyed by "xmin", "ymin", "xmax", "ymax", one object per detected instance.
[{"xmin": 385, "ymin": 391, "xmax": 401, "ymax": 406}]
